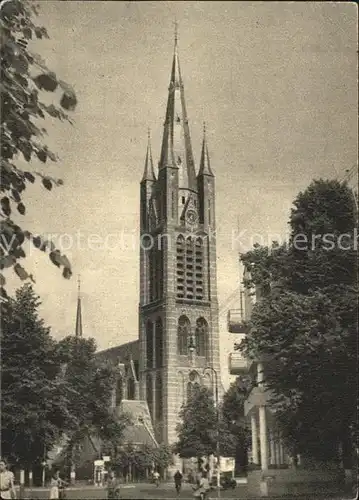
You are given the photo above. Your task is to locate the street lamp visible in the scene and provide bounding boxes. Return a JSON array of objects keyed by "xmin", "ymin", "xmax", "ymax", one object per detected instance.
[{"xmin": 203, "ymin": 367, "xmax": 220, "ymax": 499}]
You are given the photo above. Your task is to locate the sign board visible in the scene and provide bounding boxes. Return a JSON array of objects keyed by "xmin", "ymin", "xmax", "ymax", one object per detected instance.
[
  {"xmin": 220, "ymin": 457, "xmax": 235, "ymax": 472},
  {"xmin": 94, "ymin": 460, "xmax": 104, "ymax": 467},
  {"xmin": 103, "ymin": 456, "xmax": 110, "ymax": 463}
]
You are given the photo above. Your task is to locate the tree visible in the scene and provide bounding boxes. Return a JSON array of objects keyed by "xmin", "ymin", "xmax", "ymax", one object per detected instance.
[
  {"xmin": 57, "ymin": 336, "xmax": 129, "ymax": 471},
  {"xmin": 174, "ymin": 386, "xmax": 236, "ymax": 468},
  {"xmin": 221, "ymin": 376, "xmax": 251, "ymax": 471},
  {"xmin": 0, "ymin": 0, "xmax": 77, "ymax": 295},
  {"xmin": 238, "ymin": 179, "xmax": 357, "ymax": 466},
  {"xmin": 0, "ymin": 283, "xmax": 68, "ymax": 467}
]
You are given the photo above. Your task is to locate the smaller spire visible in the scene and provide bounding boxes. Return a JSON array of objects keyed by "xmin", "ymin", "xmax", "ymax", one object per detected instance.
[
  {"xmin": 141, "ymin": 128, "xmax": 156, "ymax": 182},
  {"xmin": 198, "ymin": 121, "xmax": 214, "ymax": 177},
  {"xmin": 75, "ymin": 274, "xmax": 83, "ymax": 338}
]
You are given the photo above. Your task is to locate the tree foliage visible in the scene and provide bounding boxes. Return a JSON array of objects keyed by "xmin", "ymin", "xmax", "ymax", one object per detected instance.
[
  {"xmin": 0, "ymin": 0, "xmax": 77, "ymax": 295},
  {"xmin": 174, "ymin": 386, "xmax": 236, "ymax": 461},
  {"xmin": 1, "ymin": 284, "xmax": 129, "ymax": 469},
  {"xmin": 112, "ymin": 443, "xmax": 173, "ymax": 478},
  {"xmin": 0, "ymin": 283, "xmax": 69, "ymax": 467},
  {"xmin": 221, "ymin": 376, "xmax": 251, "ymax": 468},
  {"xmin": 237, "ymin": 179, "xmax": 357, "ymax": 464},
  {"xmin": 57, "ymin": 336, "xmax": 129, "ymax": 465}
]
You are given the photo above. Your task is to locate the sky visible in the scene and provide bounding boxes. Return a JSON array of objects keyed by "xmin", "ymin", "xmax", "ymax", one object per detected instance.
[{"xmin": 5, "ymin": 1, "xmax": 358, "ymax": 389}]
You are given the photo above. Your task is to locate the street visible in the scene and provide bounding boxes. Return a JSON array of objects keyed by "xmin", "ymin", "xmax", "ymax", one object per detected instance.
[{"xmin": 20, "ymin": 482, "xmax": 354, "ymax": 500}]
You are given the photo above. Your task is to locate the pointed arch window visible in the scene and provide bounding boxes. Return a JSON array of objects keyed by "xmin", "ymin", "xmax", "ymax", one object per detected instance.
[
  {"xmin": 155, "ymin": 317, "xmax": 163, "ymax": 368},
  {"xmin": 194, "ymin": 237, "xmax": 204, "ymax": 300},
  {"xmin": 195, "ymin": 317, "xmax": 208, "ymax": 357},
  {"xmin": 176, "ymin": 235, "xmax": 185, "ymax": 298},
  {"xmin": 155, "ymin": 371, "xmax": 163, "ymax": 421},
  {"xmin": 146, "ymin": 320, "xmax": 154, "ymax": 369},
  {"xmin": 177, "ymin": 315, "xmax": 190, "ymax": 355},
  {"xmin": 146, "ymin": 373, "xmax": 153, "ymax": 419},
  {"xmin": 176, "ymin": 236, "xmax": 205, "ymax": 301}
]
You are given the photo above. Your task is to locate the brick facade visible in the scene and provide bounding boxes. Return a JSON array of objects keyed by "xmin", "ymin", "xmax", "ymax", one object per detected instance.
[{"xmin": 139, "ymin": 38, "xmax": 222, "ymax": 449}]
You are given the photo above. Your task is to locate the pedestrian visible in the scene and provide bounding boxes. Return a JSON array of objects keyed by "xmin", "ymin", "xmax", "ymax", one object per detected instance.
[
  {"xmin": 192, "ymin": 471, "xmax": 210, "ymax": 500},
  {"xmin": 49, "ymin": 470, "xmax": 67, "ymax": 500},
  {"xmin": 152, "ymin": 470, "xmax": 160, "ymax": 487},
  {"xmin": 106, "ymin": 470, "xmax": 120, "ymax": 499},
  {"xmin": 174, "ymin": 469, "xmax": 183, "ymax": 495},
  {"xmin": 0, "ymin": 459, "xmax": 16, "ymax": 500}
]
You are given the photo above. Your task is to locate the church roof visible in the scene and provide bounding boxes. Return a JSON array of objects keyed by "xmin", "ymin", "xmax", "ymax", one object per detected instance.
[
  {"xmin": 198, "ymin": 122, "xmax": 214, "ymax": 177},
  {"xmin": 141, "ymin": 128, "xmax": 156, "ymax": 182},
  {"xmin": 159, "ymin": 28, "xmax": 197, "ymax": 191}
]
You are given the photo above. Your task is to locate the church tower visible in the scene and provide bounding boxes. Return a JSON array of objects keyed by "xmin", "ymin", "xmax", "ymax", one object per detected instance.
[{"xmin": 138, "ymin": 30, "xmax": 221, "ymax": 448}]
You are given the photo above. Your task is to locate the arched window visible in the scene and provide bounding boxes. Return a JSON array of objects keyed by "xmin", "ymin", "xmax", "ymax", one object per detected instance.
[
  {"xmin": 155, "ymin": 317, "xmax": 163, "ymax": 368},
  {"xmin": 176, "ymin": 236, "xmax": 204, "ymax": 302},
  {"xmin": 187, "ymin": 376, "xmax": 200, "ymax": 402},
  {"xmin": 149, "ymin": 242, "xmax": 163, "ymax": 302},
  {"xmin": 177, "ymin": 315, "xmax": 190, "ymax": 355},
  {"xmin": 155, "ymin": 372, "xmax": 163, "ymax": 421},
  {"xmin": 176, "ymin": 235, "xmax": 185, "ymax": 298},
  {"xmin": 194, "ymin": 237, "xmax": 204, "ymax": 300},
  {"xmin": 195, "ymin": 318, "xmax": 208, "ymax": 357},
  {"xmin": 146, "ymin": 373, "xmax": 153, "ymax": 419},
  {"xmin": 185, "ymin": 237, "xmax": 194, "ymax": 299},
  {"xmin": 146, "ymin": 320, "xmax": 154, "ymax": 369}
]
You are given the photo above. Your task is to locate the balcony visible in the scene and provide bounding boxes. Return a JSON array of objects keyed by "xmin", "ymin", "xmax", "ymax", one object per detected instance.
[
  {"xmin": 228, "ymin": 352, "xmax": 249, "ymax": 375},
  {"xmin": 227, "ymin": 309, "xmax": 249, "ymax": 334}
]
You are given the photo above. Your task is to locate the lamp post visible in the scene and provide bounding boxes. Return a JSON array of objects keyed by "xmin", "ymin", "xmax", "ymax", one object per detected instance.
[{"xmin": 203, "ymin": 366, "xmax": 220, "ymax": 499}]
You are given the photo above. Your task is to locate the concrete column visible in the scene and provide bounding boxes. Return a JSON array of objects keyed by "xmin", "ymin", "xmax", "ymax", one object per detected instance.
[
  {"xmin": 274, "ymin": 437, "xmax": 280, "ymax": 466},
  {"xmin": 134, "ymin": 380, "xmax": 140, "ymax": 400},
  {"xmin": 269, "ymin": 430, "xmax": 276, "ymax": 465},
  {"xmin": 251, "ymin": 413, "xmax": 259, "ymax": 464},
  {"xmin": 259, "ymin": 406, "xmax": 268, "ymax": 470},
  {"xmin": 279, "ymin": 437, "xmax": 285, "ymax": 465}
]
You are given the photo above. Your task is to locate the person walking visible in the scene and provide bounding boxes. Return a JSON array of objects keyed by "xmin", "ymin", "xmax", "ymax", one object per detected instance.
[
  {"xmin": 49, "ymin": 470, "xmax": 67, "ymax": 500},
  {"xmin": 174, "ymin": 470, "xmax": 183, "ymax": 495},
  {"xmin": 0, "ymin": 459, "xmax": 16, "ymax": 500},
  {"xmin": 106, "ymin": 470, "xmax": 120, "ymax": 499},
  {"xmin": 152, "ymin": 470, "xmax": 160, "ymax": 487},
  {"xmin": 192, "ymin": 471, "xmax": 210, "ymax": 500}
]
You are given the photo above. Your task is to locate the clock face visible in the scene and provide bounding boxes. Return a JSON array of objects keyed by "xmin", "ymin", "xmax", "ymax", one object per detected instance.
[{"xmin": 186, "ymin": 209, "xmax": 198, "ymax": 225}]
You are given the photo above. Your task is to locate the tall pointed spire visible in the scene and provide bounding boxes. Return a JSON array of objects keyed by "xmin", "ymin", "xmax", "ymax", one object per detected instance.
[
  {"xmin": 198, "ymin": 121, "xmax": 214, "ymax": 176},
  {"xmin": 75, "ymin": 275, "xmax": 83, "ymax": 338},
  {"xmin": 159, "ymin": 23, "xmax": 197, "ymax": 191},
  {"xmin": 141, "ymin": 128, "xmax": 156, "ymax": 182}
]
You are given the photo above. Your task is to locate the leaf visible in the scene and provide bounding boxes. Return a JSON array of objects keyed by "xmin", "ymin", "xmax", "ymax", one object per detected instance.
[
  {"xmin": 0, "ymin": 255, "xmax": 16, "ymax": 270},
  {"xmin": 63, "ymin": 267, "xmax": 72, "ymax": 279},
  {"xmin": 60, "ymin": 91, "xmax": 77, "ymax": 111},
  {"xmin": 14, "ymin": 263, "xmax": 29, "ymax": 280},
  {"xmin": 11, "ymin": 190, "xmax": 21, "ymax": 202},
  {"xmin": 42, "ymin": 178, "xmax": 52, "ymax": 191},
  {"xmin": 34, "ymin": 72, "xmax": 58, "ymax": 92},
  {"xmin": 23, "ymin": 27, "xmax": 32, "ymax": 39},
  {"xmin": 17, "ymin": 202, "xmax": 25, "ymax": 215},
  {"xmin": 49, "ymin": 250, "xmax": 62, "ymax": 268},
  {"xmin": 36, "ymin": 149, "xmax": 47, "ymax": 163},
  {"xmin": 24, "ymin": 171, "xmax": 35, "ymax": 183},
  {"xmin": 1, "ymin": 197, "xmax": 11, "ymax": 216}
]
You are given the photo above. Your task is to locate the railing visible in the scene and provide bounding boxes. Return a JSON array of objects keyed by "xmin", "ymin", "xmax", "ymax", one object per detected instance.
[{"xmin": 227, "ymin": 309, "xmax": 249, "ymax": 333}]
